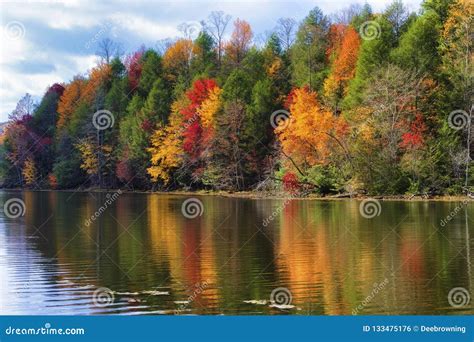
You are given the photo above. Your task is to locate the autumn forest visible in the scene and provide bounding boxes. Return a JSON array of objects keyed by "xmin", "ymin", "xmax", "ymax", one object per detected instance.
[{"xmin": 1, "ymin": 0, "xmax": 472, "ymax": 196}]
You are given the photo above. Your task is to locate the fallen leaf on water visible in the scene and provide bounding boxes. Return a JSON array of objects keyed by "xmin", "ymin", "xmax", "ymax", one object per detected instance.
[
  {"xmin": 142, "ymin": 290, "xmax": 170, "ymax": 296},
  {"xmin": 114, "ymin": 291, "xmax": 140, "ymax": 296},
  {"xmin": 244, "ymin": 300, "xmax": 268, "ymax": 305},
  {"xmin": 269, "ymin": 304, "xmax": 295, "ymax": 310}
]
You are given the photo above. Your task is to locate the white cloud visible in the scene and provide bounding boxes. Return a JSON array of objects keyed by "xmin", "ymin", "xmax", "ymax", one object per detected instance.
[
  {"xmin": 110, "ymin": 13, "xmax": 180, "ymax": 41},
  {"xmin": 0, "ymin": 52, "xmax": 97, "ymax": 117}
]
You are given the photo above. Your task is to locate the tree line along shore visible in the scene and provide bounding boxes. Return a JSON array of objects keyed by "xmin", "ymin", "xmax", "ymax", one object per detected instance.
[{"xmin": 0, "ymin": 0, "xmax": 472, "ymax": 197}]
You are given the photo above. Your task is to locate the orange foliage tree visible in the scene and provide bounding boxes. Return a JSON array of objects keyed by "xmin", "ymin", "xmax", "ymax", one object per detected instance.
[
  {"xmin": 57, "ymin": 77, "xmax": 86, "ymax": 130},
  {"xmin": 82, "ymin": 63, "xmax": 111, "ymax": 104},
  {"xmin": 225, "ymin": 19, "xmax": 253, "ymax": 65},
  {"xmin": 57, "ymin": 64, "xmax": 111, "ymax": 131},
  {"xmin": 276, "ymin": 87, "xmax": 348, "ymax": 170},
  {"xmin": 323, "ymin": 26, "xmax": 361, "ymax": 111}
]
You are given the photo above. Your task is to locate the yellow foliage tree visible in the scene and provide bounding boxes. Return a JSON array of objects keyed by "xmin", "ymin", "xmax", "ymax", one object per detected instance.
[
  {"xmin": 75, "ymin": 140, "xmax": 112, "ymax": 176},
  {"xmin": 76, "ymin": 140, "xmax": 98, "ymax": 175},
  {"xmin": 197, "ymin": 86, "xmax": 221, "ymax": 129},
  {"xmin": 441, "ymin": 0, "xmax": 473, "ymax": 102},
  {"xmin": 163, "ymin": 39, "xmax": 200, "ymax": 81},
  {"xmin": 267, "ymin": 58, "xmax": 283, "ymax": 78},
  {"xmin": 22, "ymin": 156, "xmax": 36, "ymax": 186},
  {"xmin": 147, "ymin": 99, "xmax": 186, "ymax": 184}
]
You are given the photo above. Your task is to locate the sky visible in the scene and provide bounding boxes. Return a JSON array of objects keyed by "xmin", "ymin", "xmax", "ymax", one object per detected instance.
[{"xmin": 0, "ymin": 0, "xmax": 423, "ymax": 122}]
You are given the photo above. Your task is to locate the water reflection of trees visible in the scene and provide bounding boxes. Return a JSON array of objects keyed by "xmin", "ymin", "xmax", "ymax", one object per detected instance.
[{"xmin": 12, "ymin": 192, "xmax": 473, "ymax": 315}]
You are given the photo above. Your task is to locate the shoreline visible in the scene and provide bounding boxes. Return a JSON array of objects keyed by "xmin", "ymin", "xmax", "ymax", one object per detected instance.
[{"xmin": 0, "ymin": 188, "xmax": 472, "ymax": 201}]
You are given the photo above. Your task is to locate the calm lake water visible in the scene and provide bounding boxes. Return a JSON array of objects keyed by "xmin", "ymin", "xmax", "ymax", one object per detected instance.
[{"xmin": 0, "ymin": 191, "xmax": 472, "ymax": 315}]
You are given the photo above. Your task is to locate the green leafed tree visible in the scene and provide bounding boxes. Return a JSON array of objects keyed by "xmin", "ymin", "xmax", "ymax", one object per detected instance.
[
  {"xmin": 291, "ymin": 6, "xmax": 330, "ymax": 91},
  {"xmin": 390, "ymin": 11, "xmax": 441, "ymax": 75},
  {"xmin": 344, "ymin": 16, "xmax": 397, "ymax": 108}
]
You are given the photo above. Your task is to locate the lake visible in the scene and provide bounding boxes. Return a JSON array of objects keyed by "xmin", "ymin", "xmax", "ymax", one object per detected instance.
[{"xmin": 0, "ymin": 191, "xmax": 472, "ymax": 315}]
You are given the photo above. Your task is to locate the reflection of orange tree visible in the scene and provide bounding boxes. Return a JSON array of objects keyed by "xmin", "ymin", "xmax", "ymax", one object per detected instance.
[
  {"xmin": 275, "ymin": 200, "xmax": 344, "ymax": 313},
  {"xmin": 197, "ymin": 212, "xmax": 218, "ymax": 307},
  {"xmin": 400, "ymin": 234, "xmax": 426, "ymax": 282},
  {"xmin": 146, "ymin": 196, "xmax": 217, "ymax": 310},
  {"xmin": 147, "ymin": 195, "xmax": 184, "ymax": 283},
  {"xmin": 276, "ymin": 200, "xmax": 389, "ymax": 314},
  {"xmin": 397, "ymin": 227, "xmax": 426, "ymax": 313},
  {"xmin": 182, "ymin": 219, "xmax": 201, "ymax": 286}
]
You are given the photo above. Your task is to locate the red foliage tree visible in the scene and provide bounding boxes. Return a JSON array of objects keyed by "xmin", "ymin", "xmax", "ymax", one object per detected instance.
[
  {"xmin": 282, "ymin": 172, "xmax": 300, "ymax": 193},
  {"xmin": 125, "ymin": 48, "xmax": 145, "ymax": 91},
  {"xmin": 47, "ymin": 83, "xmax": 65, "ymax": 96},
  {"xmin": 48, "ymin": 174, "xmax": 58, "ymax": 189},
  {"xmin": 182, "ymin": 79, "xmax": 218, "ymax": 159},
  {"xmin": 400, "ymin": 114, "xmax": 427, "ymax": 149},
  {"xmin": 116, "ymin": 158, "xmax": 133, "ymax": 183},
  {"xmin": 141, "ymin": 119, "xmax": 154, "ymax": 132}
]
